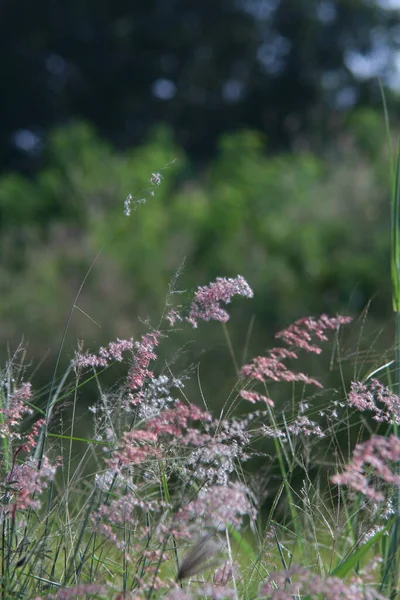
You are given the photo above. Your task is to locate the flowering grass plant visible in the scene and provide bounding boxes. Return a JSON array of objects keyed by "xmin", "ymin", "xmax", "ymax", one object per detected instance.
[{"xmin": 2, "ymin": 168, "xmax": 400, "ymax": 599}]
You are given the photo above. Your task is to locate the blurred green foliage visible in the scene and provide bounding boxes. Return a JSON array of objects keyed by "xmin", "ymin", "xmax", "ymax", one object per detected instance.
[{"xmin": 0, "ymin": 110, "xmax": 395, "ymax": 400}]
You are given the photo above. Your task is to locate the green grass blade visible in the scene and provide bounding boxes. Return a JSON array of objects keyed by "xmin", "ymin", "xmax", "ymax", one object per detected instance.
[{"xmin": 331, "ymin": 518, "xmax": 394, "ymax": 578}]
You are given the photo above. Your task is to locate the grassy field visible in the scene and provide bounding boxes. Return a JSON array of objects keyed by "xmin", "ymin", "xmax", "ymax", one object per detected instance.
[{"xmin": 1, "ymin": 118, "xmax": 400, "ymax": 598}]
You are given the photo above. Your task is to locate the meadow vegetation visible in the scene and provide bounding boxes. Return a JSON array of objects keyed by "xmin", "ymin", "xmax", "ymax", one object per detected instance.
[{"xmin": 1, "ymin": 108, "xmax": 400, "ymax": 598}]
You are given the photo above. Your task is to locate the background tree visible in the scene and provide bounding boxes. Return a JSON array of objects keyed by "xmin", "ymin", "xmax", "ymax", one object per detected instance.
[{"xmin": 0, "ymin": 0, "xmax": 399, "ymax": 174}]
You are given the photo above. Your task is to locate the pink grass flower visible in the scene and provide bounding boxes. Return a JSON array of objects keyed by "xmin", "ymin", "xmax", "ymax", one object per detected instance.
[
  {"xmin": 275, "ymin": 314, "xmax": 352, "ymax": 354},
  {"xmin": 260, "ymin": 565, "xmax": 383, "ymax": 600},
  {"xmin": 177, "ymin": 482, "xmax": 256, "ymax": 530},
  {"xmin": 240, "ymin": 389, "xmax": 275, "ymax": 406},
  {"xmin": 213, "ymin": 561, "xmax": 237, "ymax": 586},
  {"xmin": 18, "ymin": 417, "xmax": 45, "ymax": 453},
  {"xmin": 347, "ymin": 379, "xmax": 400, "ymax": 424},
  {"xmin": 240, "ymin": 314, "xmax": 351, "ymax": 406},
  {"xmin": 128, "ymin": 331, "xmax": 160, "ymax": 392},
  {"xmin": 73, "ymin": 338, "xmax": 134, "ymax": 369},
  {"xmin": 186, "ymin": 275, "xmax": 253, "ymax": 328},
  {"xmin": 332, "ymin": 434, "xmax": 400, "ymax": 501},
  {"xmin": 72, "ymin": 331, "xmax": 160, "ymax": 404},
  {"xmin": 106, "ymin": 401, "xmax": 212, "ymax": 473},
  {"xmin": 166, "ymin": 309, "xmax": 183, "ymax": 327},
  {"xmin": 5, "ymin": 456, "xmax": 58, "ymax": 512},
  {"xmin": 55, "ymin": 583, "xmax": 106, "ymax": 599},
  {"xmin": 146, "ymin": 401, "xmax": 212, "ymax": 437},
  {"xmin": 0, "ymin": 383, "xmax": 33, "ymax": 441},
  {"xmin": 165, "ymin": 585, "xmax": 236, "ymax": 600},
  {"xmin": 239, "ymin": 352, "xmax": 322, "ymax": 407},
  {"xmin": 164, "ymin": 590, "xmax": 195, "ymax": 600},
  {"xmin": 106, "ymin": 429, "xmax": 161, "ymax": 471},
  {"xmin": 240, "ymin": 354, "xmax": 322, "ymax": 387}
]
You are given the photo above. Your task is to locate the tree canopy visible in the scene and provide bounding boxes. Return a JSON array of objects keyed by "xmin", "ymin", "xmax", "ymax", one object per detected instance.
[{"xmin": 1, "ymin": 0, "xmax": 399, "ymax": 173}]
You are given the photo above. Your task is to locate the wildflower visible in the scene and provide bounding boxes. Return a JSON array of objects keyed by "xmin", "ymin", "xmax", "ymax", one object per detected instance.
[
  {"xmin": 146, "ymin": 401, "xmax": 212, "ymax": 438},
  {"xmin": 276, "ymin": 314, "xmax": 352, "ymax": 354},
  {"xmin": 106, "ymin": 401, "xmax": 212, "ymax": 475},
  {"xmin": 106, "ymin": 428, "xmax": 161, "ymax": 472},
  {"xmin": 164, "ymin": 590, "xmax": 195, "ymax": 600},
  {"xmin": 259, "ymin": 415, "xmax": 325, "ymax": 441},
  {"xmin": 17, "ymin": 417, "xmax": 45, "ymax": 453},
  {"xmin": 5, "ymin": 456, "xmax": 58, "ymax": 512},
  {"xmin": 138, "ymin": 374, "xmax": 183, "ymax": 419},
  {"xmin": 166, "ymin": 308, "xmax": 183, "ymax": 327},
  {"xmin": 239, "ymin": 352, "xmax": 322, "ymax": 407},
  {"xmin": 183, "ymin": 436, "xmax": 245, "ymax": 485},
  {"xmin": 186, "ymin": 275, "xmax": 253, "ymax": 328},
  {"xmin": 287, "ymin": 416, "xmax": 324, "ymax": 437},
  {"xmin": 197, "ymin": 583, "xmax": 236, "ymax": 599},
  {"xmin": 332, "ymin": 434, "xmax": 400, "ymax": 501},
  {"xmin": 55, "ymin": 583, "xmax": 106, "ymax": 599},
  {"xmin": 347, "ymin": 379, "xmax": 400, "ymax": 424},
  {"xmin": 240, "ymin": 353, "xmax": 322, "ymax": 387},
  {"xmin": 73, "ymin": 338, "xmax": 134, "ymax": 370},
  {"xmin": 128, "ymin": 331, "xmax": 160, "ymax": 392},
  {"xmin": 260, "ymin": 424, "xmax": 288, "ymax": 440},
  {"xmin": 0, "ymin": 382, "xmax": 33, "ymax": 441},
  {"xmin": 177, "ymin": 482, "xmax": 256, "ymax": 530},
  {"xmin": 72, "ymin": 332, "xmax": 160, "ymax": 404},
  {"xmin": 259, "ymin": 565, "xmax": 383, "ymax": 600},
  {"xmin": 99, "ymin": 338, "xmax": 135, "ymax": 362},
  {"xmin": 240, "ymin": 314, "xmax": 351, "ymax": 406},
  {"xmin": 165, "ymin": 586, "xmax": 236, "ymax": 600},
  {"xmin": 124, "ymin": 194, "xmax": 147, "ymax": 216},
  {"xmin": 240, "ymin": 389, "xmax": 275, "ymax": 406}
]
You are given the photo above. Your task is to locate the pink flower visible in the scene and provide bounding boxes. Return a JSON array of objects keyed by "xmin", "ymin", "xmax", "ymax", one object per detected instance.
[
  {"xmin": 128, "ymin": 331, "xmax": 160, "ymax": 392},
  {"xmin": 240, "ymin": 354, "xmax": 322, "ymax": 387},
  {"xmin": 239, "ymin": 315, "xmax": 351, "ymax": 406},
  {"xmin": 0, "ymin": 383, "xmax": 33, "ymax": 441},
  {"xmin": 186, "ymin": 276, "xmax": 253, "ymax": 328},
  {"xmin": 177, "ymin": 482, "xmax": 256, "ymax": 530},
  {"xmin": 166, "ymin": 309, "xmax": 183, "ymax": 326},
  {"xmin": 260, "ymin": 565, "xmax": 381, "ymax": 600},
  {"xmin": 5, "ymin": 456, "xmax": 58, "ymax": 512},
  {"xmin": 106, "ymin": 401, "xmax": 212, "ymax": 473},
  {"xmin": 72, "ymin": 331, "xmax": 161, "ymax": 404},
  {"xmin": 276, "ymin": 314, "xmax": 352, "ymax": 354},
  {"xmin": 55, "ymin": 583, "xmax": 106, "ymax": 599},
  {"xmin": 73, "ymin": 338, "xmax": 134, "ymax": 369},
  {"xmin": 332, "ymin": 434, "xmax": 400, "ymax": 501},
  {"xmin": 347, "ymin": 379, "xmax": 400, "ymax": 424},
  {"xmin": 239, "ymin": 389, "xmax": 275, "ymax": 406}
]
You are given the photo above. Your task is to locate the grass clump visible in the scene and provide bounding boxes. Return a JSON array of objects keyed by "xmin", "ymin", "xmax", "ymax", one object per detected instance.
[{"xmin": 1, "ymin": 171, "xmax": 400, "ymax": 600}]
